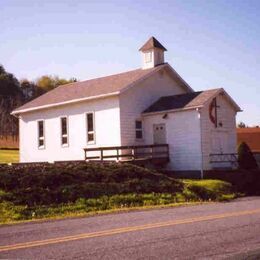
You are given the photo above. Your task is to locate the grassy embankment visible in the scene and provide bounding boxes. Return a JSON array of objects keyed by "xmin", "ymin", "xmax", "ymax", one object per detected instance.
[
  {"xmin": 0, "ymin": 149, "xmax": 19, "ymax": 164},
  {"xmin": 0, "ymin": 162, "xmax": 237, "ymax": 224}
]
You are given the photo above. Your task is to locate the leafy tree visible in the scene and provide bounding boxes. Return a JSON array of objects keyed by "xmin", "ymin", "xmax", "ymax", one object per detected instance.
[
  {"xmin": 237, "ymin": 121, "xmax": 246, "ymax": 128},
  {"xmin": 20, "ymin": 79, "xmax": 37, "ymax": 99},
  {"xmin": 0, "ymin": 65, "xmax": 23, "ymax": 139},
  {"xmin": 36, "ymin": 75, "xmax": 77, "ymax": 93},
  {"xmin": 0, "ymin": 65, "xmax": 23, "ymax": 97},
  {"xmin": 0, "ymin": 64, "xmax": 77, "ymax": 141},
  {"xmin": 237, "ymin": 142, "xmax": 258, "ymax": 170}
]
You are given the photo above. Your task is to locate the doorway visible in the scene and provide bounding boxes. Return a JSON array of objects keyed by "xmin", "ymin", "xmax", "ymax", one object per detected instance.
[
  {"xmin": 211, "ymin": 131, "xmax": 228, "ymax": 154},
  {"xmin": 153, "ymin": 123, "xmax": 166, "ymax": 144}
]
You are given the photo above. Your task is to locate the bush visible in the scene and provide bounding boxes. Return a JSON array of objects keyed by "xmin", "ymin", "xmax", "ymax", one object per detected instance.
[
  {"xmin": 183, "ymin": 180, "xmax": 234, "ymax": 201},
  {"xmin": 205, "ymin": 169, "xmax": 260, "ymax": 195},
  {"xmin": 0, "ymin": 162, "xmax": 183, "ymax": 206},
  {"xmin": 238, "ymin": 142, "xmax": 258, "ymax": 170}
]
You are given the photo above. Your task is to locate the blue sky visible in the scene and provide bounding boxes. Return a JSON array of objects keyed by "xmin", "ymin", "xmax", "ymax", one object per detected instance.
[{"xmin": 1, "ymin": 0, "xmax": 259, "ymax": 125}]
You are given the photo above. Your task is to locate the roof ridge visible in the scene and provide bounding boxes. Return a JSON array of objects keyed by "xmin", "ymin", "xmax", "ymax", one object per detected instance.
[
  {"xmin": 12, "ymin": 64, "xmax": 168, "ymax": 115},
  {"xmin": 56, "ymin": 67, "xmax": 144, "ymax": 89},
  {"xmin": 158, "ymin": 91, "xmax": 203, "ymax": 98},
  {"xmin": 143, "ymin": 88, "xmax": 223, "ymax": 114},
  {"xmin": 158, "ymin": 88, "xmax": 222, "ymax": 98},
  {"xmin": 55, "ymin": 63, "xmax": 166, "ymax": 92}
]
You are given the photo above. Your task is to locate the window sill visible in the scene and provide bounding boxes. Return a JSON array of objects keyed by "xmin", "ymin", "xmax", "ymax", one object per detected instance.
[
  {"xmin": 135, "ymin": 138, "xmax": 144, "ymax": 142},
  {"xmin": 87, "ymin": 142, "xmax": 96, "ymax": 145}
]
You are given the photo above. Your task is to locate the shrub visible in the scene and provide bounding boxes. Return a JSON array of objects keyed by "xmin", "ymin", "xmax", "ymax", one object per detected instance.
[
  {"xmin": 184, "ymin": 180, "xmax": 234, "ymax": 201},
  {"xmin": 0, "ymin": 162, "xmax": 183, "ymax": 206},
  {"xmin": 205, "ymin": 169, "xmax": 260, "ymax": 195},
  {"xmin": 238, "ymin": 142, "xmax": 258, "ymax": 170}
]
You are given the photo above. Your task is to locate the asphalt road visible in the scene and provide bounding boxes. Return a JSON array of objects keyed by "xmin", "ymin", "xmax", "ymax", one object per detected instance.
[{"xmin": 1, "ymin": 197, "xmax": 260, "ymax": 259}]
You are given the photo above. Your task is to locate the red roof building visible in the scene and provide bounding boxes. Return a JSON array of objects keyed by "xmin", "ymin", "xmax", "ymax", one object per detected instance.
[{"xmin": 237, "ymin": 127, "xmax": 260, "ymax": 152}]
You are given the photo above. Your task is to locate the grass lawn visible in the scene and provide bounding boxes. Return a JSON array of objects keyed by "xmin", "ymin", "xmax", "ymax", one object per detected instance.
[{"xmin": 0, "ymin": 149, "xmax": 19, "ymax": 163}]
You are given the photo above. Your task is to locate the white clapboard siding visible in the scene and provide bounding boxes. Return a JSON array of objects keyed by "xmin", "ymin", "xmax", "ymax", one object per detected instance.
[
  {"xmin": 200, "ymin": 94, "xmax": 237, "ymax": 170},
  {"xmin": 19, "ymin": 96, "xmax": 121, "ymax": 163},
  {"xmin": 143, "ymin": 109, "xmax": 202, "ymax": 171},
  {"xmin": 119, "ymin": 69, "xmax": 186, "ymax": 146}
]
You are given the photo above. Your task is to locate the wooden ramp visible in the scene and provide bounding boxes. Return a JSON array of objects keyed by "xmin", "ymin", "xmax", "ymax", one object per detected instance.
[{"xmin": 84, "ymin": 144, "xmax": 169, "ymax": 166}]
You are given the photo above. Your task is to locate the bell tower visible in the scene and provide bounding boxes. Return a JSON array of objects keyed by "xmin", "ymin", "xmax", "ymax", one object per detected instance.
[{"xmin": 139, "ymin": 37, "xmax": 167, "ymax": 69}]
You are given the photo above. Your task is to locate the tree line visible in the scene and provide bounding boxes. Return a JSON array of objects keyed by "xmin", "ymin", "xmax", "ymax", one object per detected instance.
[{"xmin": 0, "ymin": 64, "xmax": 77, "ymax": 140}]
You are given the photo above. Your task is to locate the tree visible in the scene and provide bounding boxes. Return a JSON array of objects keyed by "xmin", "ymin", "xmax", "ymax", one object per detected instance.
[
  {"xmin": 36, "ymin": 75, "xmax": 77, "ymax": 93},
  {"xmin": 237, "ymin": 142, "xmax": 258, "ymax": 170},
  {"xmin": 0, "ymin": 65, "xmax": 24, "ymax": 140},
  {"xmin": 237, "ymin": 121, "xmax": 246, "ymax": 128},
  {"xmin": 0, "ymin": 64, "xmax": 23, "ymax": 97},
  {"xmin": 0, "ymin": 64, "xmax": 78, "ymax": 142},
  {"xmin": 20, "ymin": 79, "xmax": 37, "ymax": 100}
]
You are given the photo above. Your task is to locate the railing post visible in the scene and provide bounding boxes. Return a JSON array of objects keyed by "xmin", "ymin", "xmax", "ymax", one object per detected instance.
[
  {"xmin": 100, "ymin": 148, "xmax": 103, "ymax": 161},
  {"xmin": 150, "ymin": 146, "xmax": 153, "ymax": 158},
  {"xmin": 116, "ymin": 148, "xmax": 119, "ymax": 161}
]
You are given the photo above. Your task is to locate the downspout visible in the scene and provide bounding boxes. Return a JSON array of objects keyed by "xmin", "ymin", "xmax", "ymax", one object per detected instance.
[{"xmin": 197, "ymin": 108, "xmax": 204, "ymax": 179}]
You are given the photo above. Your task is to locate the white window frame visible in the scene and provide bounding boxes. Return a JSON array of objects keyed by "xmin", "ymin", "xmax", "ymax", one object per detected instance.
[
  {"xmin": 60, "ymin": 116, "xmax": 69, "ymax": 147},
  {"xmin": 37, "ymin": 120, "xmax": 45, "ymax": 149},
  {"xmin": 135, "ymin": 120, "xmax": 143, "ymax": 140},
  {"xmin": 144, "ymin": 51, "xmax": 152, "ymax": 63},
  {"xmin": 86, "ymin": 112, "xmax": 95, "ymax": 144}
]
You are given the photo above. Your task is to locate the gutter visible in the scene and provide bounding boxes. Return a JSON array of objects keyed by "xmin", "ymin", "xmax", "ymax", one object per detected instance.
[{"xmin": 11, "ymin": 92, "xmax": 120, "ymax": 115}]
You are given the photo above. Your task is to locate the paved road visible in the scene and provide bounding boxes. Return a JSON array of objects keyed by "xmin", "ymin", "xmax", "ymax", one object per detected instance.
[{"xmin": 1, "ymin": 197, "xmax": 260, "ymax": 259}]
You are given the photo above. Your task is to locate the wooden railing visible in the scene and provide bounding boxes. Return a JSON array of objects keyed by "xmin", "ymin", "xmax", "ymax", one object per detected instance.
[
  {"xmin": 84, "ymin": 144, "xmax": 169, "ymax": 162},
  {"xmin": 209, "ymin": 153, "xmax": 238, "ymax": 163},
  {"xmin": 209, "ymin": 153, "xmax": 238, "ymax": 167}
]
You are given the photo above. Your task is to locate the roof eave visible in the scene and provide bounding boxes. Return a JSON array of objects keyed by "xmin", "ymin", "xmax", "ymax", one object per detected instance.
[
  {"xmin": 11, "ymin": 91, "xmax": 120, "ymax": 116},
  {"xmin": 165, "ymin": 64, "xmax": 194, "ymax": 93},
  {"xmin": 142, "ymin": 105, "xmax": 203, "ymax": 117},
  {"xmin": 203, "ymin": 88, "xmax": 242, "ymax": 112},
  {"xmin": 139, "ymin": 46, "xmax": 167, "ymax": 52},
  {"xmin": 221, "ymin": 89, "xmax": 242, "ymax": 112}
]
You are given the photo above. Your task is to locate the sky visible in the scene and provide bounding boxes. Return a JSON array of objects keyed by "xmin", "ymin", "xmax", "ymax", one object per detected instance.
[{"xmin": 1, "ymin": 0, "xmax": 259, "ymax": 125}]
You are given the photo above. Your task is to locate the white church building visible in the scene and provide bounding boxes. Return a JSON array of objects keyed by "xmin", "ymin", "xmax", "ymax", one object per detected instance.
[{"xmin": 12, "ymin": 37, "xmax": 241, "ymax": 174}]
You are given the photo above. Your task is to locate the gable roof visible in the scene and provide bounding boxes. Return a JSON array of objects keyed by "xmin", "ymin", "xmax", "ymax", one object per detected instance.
[
  {"xmin": 237, "ymin": 127, "xmax": 260, "ymax": 152},
  {"xmin": 139, "ymin": 37, "xmax": 167, "ymax": 52},
  {"xmin": 13, "ymin": 63, "xmax": 177, "ymax": 115},
  {"xmin": 143, "ymin": 88, "xmax": 241, "ymax": 114}
]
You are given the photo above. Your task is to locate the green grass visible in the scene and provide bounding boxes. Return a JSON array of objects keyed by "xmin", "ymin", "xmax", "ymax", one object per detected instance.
[
  {"xmin": 0, "ymin": 149, "xmax": 19, "ymax": 163},
  {"xmin": 0, "ymin": 179, "xmax": 236, "ymax": 224},
  {"xmin": 183, "ymin": 179, "xmax": 236, "ymax": 201},
  {"xmin": 183, "ymin": 179, "xmax": 233, "ymax": 194},
  {"xmin": 0, "ymin": 200, "xmax": 205, "ymax": 226},
  {"xmin": 0, "ymin": 162, "xmax": 238, "ymax": 224}
]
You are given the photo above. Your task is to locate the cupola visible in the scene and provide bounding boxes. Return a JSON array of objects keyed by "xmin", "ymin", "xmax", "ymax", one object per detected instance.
[{"xmin": 139, "ymin": 37, "xmax": 167, "ymax": 69}]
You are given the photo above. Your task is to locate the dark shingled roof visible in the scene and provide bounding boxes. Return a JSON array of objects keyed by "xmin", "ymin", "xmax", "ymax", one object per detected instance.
[
  {"xmin": 139, "ymin": 37, "xmax": 167, "ymax": 52},
  {"xmin": 143, "ymin": 89, "xmax": 221, "ymax": 113}
]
